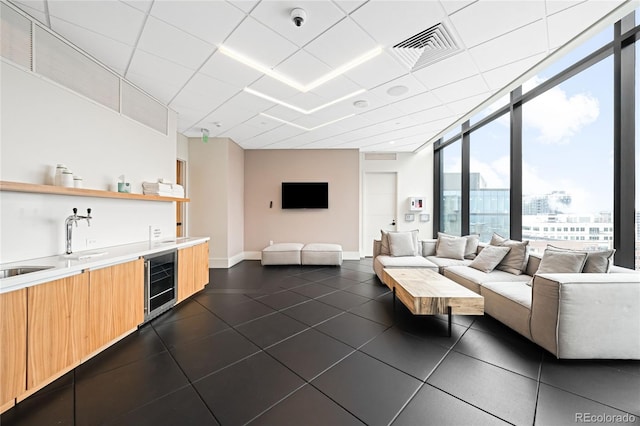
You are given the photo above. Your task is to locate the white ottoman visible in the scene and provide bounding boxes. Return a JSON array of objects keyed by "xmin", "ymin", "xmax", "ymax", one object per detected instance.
[
  {"xmin": 301, "ymin": 243, "xmax": 343, "ymax": 266},
  {"xmin": 261, "ymin": 243, "xmax": 304, "ymax": 265}
]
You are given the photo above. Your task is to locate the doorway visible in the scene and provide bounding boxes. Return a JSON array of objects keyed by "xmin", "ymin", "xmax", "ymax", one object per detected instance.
[
  {"xmin": 176, "ymin": 159, "xmax": 186, "ymax": 237},
  {"xmin": 363, "ymin": 172, "xmax": 397, "ymax": 256}
]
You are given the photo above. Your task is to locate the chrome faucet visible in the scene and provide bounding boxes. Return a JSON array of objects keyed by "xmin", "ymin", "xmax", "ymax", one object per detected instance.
[{"xmin": 65, "ymin": 207, "xmax": 92, "ymax": 254}]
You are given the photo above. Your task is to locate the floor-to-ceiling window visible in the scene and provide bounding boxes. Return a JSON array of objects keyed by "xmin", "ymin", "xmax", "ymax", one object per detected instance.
[
  {"xmin": 434, "ymin": 9, "xmax": 638, "ymax": 269},
  {"xmin": 441, "ymin": 139, "xmax": 462, "ymax": 236},
  {"xmin": 522, "ymin": 57, "xmax": 614, "ymax": 255},
  {"xmin": 469, "ymin": 114, "xmax": 510, "ymax": 242}
]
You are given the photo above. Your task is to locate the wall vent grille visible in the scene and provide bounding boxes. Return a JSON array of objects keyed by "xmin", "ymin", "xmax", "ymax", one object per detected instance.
[
  {"xmin": 1, "ymin": 3, "xmax": 32, "ymax": 69},
  {"xmin": 391, "ymin": 23, "xmax": 460, "ymax": 71}
]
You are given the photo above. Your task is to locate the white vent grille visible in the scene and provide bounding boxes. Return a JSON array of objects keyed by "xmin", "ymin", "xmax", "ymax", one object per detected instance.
[
  {"xmin": 364, "ymin": 153, "xmax": 397, "ymax": 161},
  {"xmin": 35, "ymin": 26, "xmax": 120, "ymax": 111},
  {"xmin": 122, "ymin": 82, "xmax": 168, "ymax": 135},
  {"xmin": 1, "ymin": 3, "xmax": 32, "ymax": 69},
  {"xmin": 391, "ymin": 23, "xmax": 460, "ymax": 71}
]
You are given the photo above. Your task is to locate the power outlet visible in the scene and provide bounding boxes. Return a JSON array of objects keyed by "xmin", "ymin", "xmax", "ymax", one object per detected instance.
[{"xmin": 86, "ymin": 238, "xmax": 98, "ymax": 248}]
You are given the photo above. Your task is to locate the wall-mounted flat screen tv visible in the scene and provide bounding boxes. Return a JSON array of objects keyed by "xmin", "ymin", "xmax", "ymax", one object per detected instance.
[{"xmin": 282, "ymin": 182, "xmax": 328, "ymax": 209}]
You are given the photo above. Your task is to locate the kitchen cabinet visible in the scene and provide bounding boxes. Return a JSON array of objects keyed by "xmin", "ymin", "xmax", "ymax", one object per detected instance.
[
  {"xmin": 0, "ymin": 289, "xmax": 27, "ymax": 407},
  {"xmin": 27, "ymin": 273, "xmax": 89, "ymax": 389},
  {"xmin": 88, "ymin": 259, "xmax": 144, "ymax": 353},
  {"xmin": 177, "ymin": 242, "xmax": 209, "ymax": 303}
]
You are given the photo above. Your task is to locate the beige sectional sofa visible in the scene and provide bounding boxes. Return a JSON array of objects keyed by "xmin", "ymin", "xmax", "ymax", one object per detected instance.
[{"xmin": 373, "ymin": 236, "xmax": 640, "ymax": 360}]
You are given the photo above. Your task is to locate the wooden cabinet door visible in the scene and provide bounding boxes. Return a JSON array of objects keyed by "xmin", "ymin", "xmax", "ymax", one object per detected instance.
[
  {"xmin": 27, "ymin": 273, "xmax": 89, "ymax": 389},
  {"xmin": 88, "ymin": 259, "xmax": 144, "ymax": 353},
  {"xmin": 194, "ymin": 242, "xmax": 209, "ymax": 290},
  {"xmin": 1, "ymin": 289, "xmax": 27, "ymax": 406},
  {"xmin": 177, "ymin": 242, "xmax": 209, "ymax": 303}
]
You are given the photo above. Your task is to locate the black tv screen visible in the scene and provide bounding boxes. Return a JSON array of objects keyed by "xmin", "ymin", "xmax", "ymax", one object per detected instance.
[{"xmin": 282, "ymin": 182, "xmax": 328, "ymax": 209}]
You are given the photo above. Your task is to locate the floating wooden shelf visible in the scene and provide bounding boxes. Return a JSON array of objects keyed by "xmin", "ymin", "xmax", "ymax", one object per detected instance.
[{"xmin": 0, "ymin": 181, "xmax": 189, "ymax": 202}]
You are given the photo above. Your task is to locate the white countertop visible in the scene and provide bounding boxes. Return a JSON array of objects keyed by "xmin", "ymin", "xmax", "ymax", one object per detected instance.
[{"xmin": 0, "ymin": 236, "xmax": 209, "ymax": 294}]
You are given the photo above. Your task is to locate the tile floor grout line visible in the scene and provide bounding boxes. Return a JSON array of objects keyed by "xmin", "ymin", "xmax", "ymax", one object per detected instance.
[{"xmin": 532, "ymin": 351, "xmax": 545, "ymax": 425}]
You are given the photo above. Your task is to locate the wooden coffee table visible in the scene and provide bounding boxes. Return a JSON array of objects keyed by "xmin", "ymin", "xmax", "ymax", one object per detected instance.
[{"xmin": 382, "ymin": 268, "xmax": 484, "ymax": 336}]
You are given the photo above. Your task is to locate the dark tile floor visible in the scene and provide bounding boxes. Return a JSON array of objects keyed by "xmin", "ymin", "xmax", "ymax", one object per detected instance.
[{"xmin": 3, "ymin": 259, "xmax": 639, "ymax": 425}]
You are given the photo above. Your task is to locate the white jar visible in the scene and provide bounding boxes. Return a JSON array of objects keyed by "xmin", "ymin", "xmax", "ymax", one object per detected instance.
[
  {"xmin": 73, "ymin": 175, "xmax": 83, "ymax": 188},
  {"xmin": 61, "ymin": 170, "xmax": 74, "ymax": 188},
  {"xmin": 54, "ymin": 164, "xmax": 67, "ymax": 186}
]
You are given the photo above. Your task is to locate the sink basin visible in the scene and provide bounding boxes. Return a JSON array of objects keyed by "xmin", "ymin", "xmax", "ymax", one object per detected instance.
[
  {"xmin": 63, "ymin": 251, "xmax": 108, "ymax": 260},
  {"xmin": 0, "ymin": 266, "xmax": 54, "ymax": 279}
]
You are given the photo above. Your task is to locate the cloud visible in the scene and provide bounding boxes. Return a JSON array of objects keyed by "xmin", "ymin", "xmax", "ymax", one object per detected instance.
[{"xmin": 523, "ymin": 76, "xmax": 600, "ymax": 144}]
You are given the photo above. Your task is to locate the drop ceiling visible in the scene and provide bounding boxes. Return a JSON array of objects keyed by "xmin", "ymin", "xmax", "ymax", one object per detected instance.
[{"xmin": 7, "ymin": 0, "xmax": 634, "ymax": 152}]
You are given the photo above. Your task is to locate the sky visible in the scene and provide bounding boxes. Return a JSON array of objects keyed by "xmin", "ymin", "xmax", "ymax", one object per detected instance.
[{"xmin": 443, "ymin": 25, "xmax": 640, "ymax": 215}]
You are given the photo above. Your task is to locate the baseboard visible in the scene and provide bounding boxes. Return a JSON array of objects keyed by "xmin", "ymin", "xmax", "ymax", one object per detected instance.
[
  {"xmin": 211, "ymin": 251, "xmax": 361, "ymax": 268},
  {"xmin": 343, "ymin": 251, "xmax": 361, "ymax": 260}
]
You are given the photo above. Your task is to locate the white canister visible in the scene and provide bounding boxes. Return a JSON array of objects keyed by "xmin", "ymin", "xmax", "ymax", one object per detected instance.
[
  {"xmin": 73, "ymin": 175, "xmax": 83, "ymax": 188},
  {"xmin": 54, "ymin": 164, "xmax": 67, "ymax": 186},
  {"xmin": 61, "ymin": 170, "xmax": 74, "ymax": 188}
]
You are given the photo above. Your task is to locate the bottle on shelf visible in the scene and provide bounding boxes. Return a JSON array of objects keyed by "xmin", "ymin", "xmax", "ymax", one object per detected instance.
[{"xmin": 54, "ymin": 164, "xmax": 67, "ymax": 186}]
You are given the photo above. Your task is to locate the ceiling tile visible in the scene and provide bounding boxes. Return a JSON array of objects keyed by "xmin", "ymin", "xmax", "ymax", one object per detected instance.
[
  {"xmin": 370, "ymin": 74, "xmax": 428, "ymax": 102},
  {"xmin": 250, "ymin": 0, "xmax": 346, "ymax": 47},
  {"xmin": 121, "ymin": 1, "xmax": 153, "ymax": 14},
  {"xmin": 247, "ymin": 76, "xmax": 300, "ymax": 100},
  {"xmin": 47, "ymin": 0, "xmax": 145, "ymax": 45},
  {"xmin": 243, "ymin": 124, "xmax": 306, "ymax": 148},
  {"xmin": 304, "ymin": 17, "xmax": 378, "ymax": 67},
  {"xmin": 343, "ymin": 51, "xmax": 407, "ymax": 90},
  {"xmin": 194, "ymin": 107, "xmax": 256, "ymax": 137},
  {"xmin": 10, "ymin": 1, "xmax": 48, "ymax": 26},
  {"xmin": 440, "ymin": 1, "xmax": 476, "ymax": 15},
  {"xmin": 137, "ymin": 16, "xmax": 214, "ymax": 70},
  {"xmin": 482, "ymin": 52, "xmax": 547, "ymax": 90},
  {"xmin": 412, "ymin": 51, "xmax": 479, "ymax": 90},
  {"xmin": 355, "ymin": 104, "xmax": 406, "ymax": 124},
  {"xmin": 431, "ymin": 74, "xmax": 489, "ymax": 103},
  {"xmin": 223, "ymin": 16, "xmax": 298, "ymax": 68},
  {"xmin": 227, "ymin": 0, "xmax": 259, "ymax": 14},
  {"xmin": 308, "ymin": 75, "xmax": 362, "ymax": 99},
  {"xmin": 217, "ymin": 124, "xmax": 268, "ymax": 144},
  {"xmin": 545, "ymin": 0, "xmax": 585, "ymax": 16},
  {"xmin": 200, "ymin": 51, "xmax": 263, "ymax": 89},
  {"xmin": 220, "ymin": 90, "xmax": 277, "ymax": 115},
  {"xmin": 351, "ymin": 1, "xmax": 446, "ymax": 46},
  {"xmin": 546, "ymin": 0, "xmax": 623, "ymax": 49},
  {"xmin": 333, "ymin": 0, "xmax": 367, "ymax": 14},
  {"xmin": 446, "ymin": 92, "xmax": 493, "ymax": 115},
  {"xmin": 126, "ymin": 49, "xmax": 194, "ymax": 103},
  {"xmin": 390, "ymin": 91, "xmax": 442, "ymax": 115},
  {"xmin": 170, "ymin": 72, "xmax": 239, "ymax": 113},
  {"xmin": 449, "ymin": 0, "xmax": 546, "ymax": 49},
  {"xmin": 150, "ymin": 1, "xmax": 245, "ymax": 45},
  {"xmin": 469, "ymin": 20, "xmax": 548, "ymax": 72},
  {"xmin": 274, "ymin": 49, "xmax": 332, "ymax": 85},
  {"xmin": 49, "ymin": 17, "xmax": 133, "ymax": 75},
  {"xmin": 264, "ymin": 105, "xmax": 305, "ymax": 122}
]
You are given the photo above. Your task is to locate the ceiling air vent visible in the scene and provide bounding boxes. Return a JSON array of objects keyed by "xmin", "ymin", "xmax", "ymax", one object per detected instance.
[{"xmin": 391, "ymin": 23, "xmax": 460, "ymax": 71}]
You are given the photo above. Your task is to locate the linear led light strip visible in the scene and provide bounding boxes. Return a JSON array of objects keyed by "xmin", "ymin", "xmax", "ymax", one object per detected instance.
[
  {"xmin": 260, "ymin": 112, "xmax": 354, "ymax": 131},
  {"xmin": 219, "ymin": 45, "xmax": 382, "ymax": 93},
  {"xmin": 244, "ymin": 87, "xmax": 365, "ymax": 114}
]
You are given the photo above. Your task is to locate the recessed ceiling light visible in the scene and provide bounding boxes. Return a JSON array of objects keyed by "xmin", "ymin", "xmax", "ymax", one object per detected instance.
[
  {"xmin": 353, "ymin": 100, "xmax": 369, "ymax": 108},
  {"xmin": 219, "ymin": 45, "xmax": 382, "ymax": 93},
  {"xmin": 387, "ymin": 85, "xmax": 409, "ymax": 96},
  {"xmin": 260, "ymin": 112, "xmax": 355, "ymax": 131},
  {"xmin": 244, "ymin": 87, "xmax": 365, "ymax": 114}
]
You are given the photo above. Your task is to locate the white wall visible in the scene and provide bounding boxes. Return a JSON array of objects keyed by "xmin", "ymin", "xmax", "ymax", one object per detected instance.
[
  {"xmin": 188, "ymin": 137, "xmax": 245, "ymax": 268},
  {"xmin": 0, "ymin": 61, "xmax": 177, "ymax": 263},
  {"xmin": 360, "ymin": 150, "xmax": 434, "ymax": 253}
]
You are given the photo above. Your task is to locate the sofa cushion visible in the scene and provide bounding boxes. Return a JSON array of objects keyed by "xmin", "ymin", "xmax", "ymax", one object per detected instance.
[
  {"xmin": 490, "ymin": 233, "xmax": 529, "ymax": 275},
  {"xmin": 444, "ymin": 265, "xmax": 532, "ymax": 294},
  {"xmin": 381, "ymin": 229, "xmax": 420, "ymax": 256},
  {"xmin": 469, "ymin": 245, "xmax": 511, "ymax": 273},
  {"xmin": 435, "ymin": 234, "xmax": 466, "ymax": 260},
  {"xmin": 480, "ymin": 281, "xmax": 533, "ymax": 340},
  {"xmin": 388, "ymin": 232, "xmax": 416, "ymax": 257},
  {"xmin": 537, "ymin": 249, "xmax": 588, "ymax": 274},
  {"xmin": 546, "ymin": 245, "xmax": 615, "ymax": 273},
  {"xmin": 376, "ymin": 255, "xmax": 436, "ymax": 269},
  {"xmin": 425, "ymin": 256, "xmax": 472, "ymax": 274},
  {"xmin": 437, "ymin": 233, "xmax": 479, "ymax": 259}
]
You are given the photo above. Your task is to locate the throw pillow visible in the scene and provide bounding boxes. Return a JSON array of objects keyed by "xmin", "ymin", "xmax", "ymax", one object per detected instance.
[
  {"xmin": 380, "ymin": 229, "xmax": 420, "ymax": 256},
  {"xmin": 388, "ymin": 232, "xmax": 416, "ymax": 257},
  {"xmin": 435, "ymin": 234, "xmax": 466, "ymax": 260},
  {"xmin": 437, "ymin": 233, "xmax": 480, "ymax": 259},
  {"xmin": 546, "ymin": 245, "xmax": 615, "ymax": 273},
  {"xmin": 489, "ymin": 232, "xmax": 507, "ymax": 246},
  {"xmin": 495, "ymin": 239, "xmax": 530, "ymax": 275},
  {"xmin": 469, "ymin": 245, "xmax": 511, "ymax": 273},
  {"xmin": 537, "ymin": 249, "xmax": 588, "ymax": 274}
]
